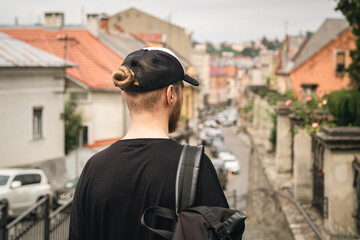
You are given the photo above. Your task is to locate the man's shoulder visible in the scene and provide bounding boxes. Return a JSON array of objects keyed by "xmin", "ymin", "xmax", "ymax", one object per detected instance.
[{"xmin": 88, "ymin": 138, "xmax": 183, "ymax": 163}]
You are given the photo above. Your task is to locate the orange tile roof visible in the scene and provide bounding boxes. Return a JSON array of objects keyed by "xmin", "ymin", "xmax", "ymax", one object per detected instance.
[
  {"xmin": 1, "ymin": 28, "xmax": 124, "ymax": 90},
  {"xmin": 132, "ymin": 33, "xmax": 164, "ymax": 43}
]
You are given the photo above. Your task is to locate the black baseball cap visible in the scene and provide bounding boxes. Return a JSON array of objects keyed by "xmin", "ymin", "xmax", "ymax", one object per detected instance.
[{"xmin": 120, "ymin": 47, "xmax": 199, "ymax": 92}]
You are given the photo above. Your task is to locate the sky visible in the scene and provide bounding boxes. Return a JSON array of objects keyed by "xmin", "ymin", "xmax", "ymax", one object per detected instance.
[{"xmin": 0, "ymin": 0, "xmax": 344, "ymax": 43}]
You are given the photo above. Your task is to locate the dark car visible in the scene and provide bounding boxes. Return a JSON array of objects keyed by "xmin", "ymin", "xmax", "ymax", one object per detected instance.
[
  {"xmin": 52, "ymin": 178, "xmax": 78, "ymax": 208},
  {"xmin": 211, "ymin": 159, "xmax": 228, "ymax": 190},
  {"xmin": 212, "ymin": 145, "xmax": 232, "ymax": 158}
]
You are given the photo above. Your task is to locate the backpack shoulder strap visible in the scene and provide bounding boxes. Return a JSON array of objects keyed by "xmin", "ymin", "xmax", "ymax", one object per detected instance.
[{"xmin": 175, "ymin": 144, "xmax": 204, "ymax": 213}]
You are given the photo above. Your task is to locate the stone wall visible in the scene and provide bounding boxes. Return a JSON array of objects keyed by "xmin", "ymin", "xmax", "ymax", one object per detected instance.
[
  {"xmin": 247, "ymin": 134, "xmax": 294, "ymax": 239},
  {"xmin": 248, "ymin": 91, "xmax": 360, "ymax": 239}
]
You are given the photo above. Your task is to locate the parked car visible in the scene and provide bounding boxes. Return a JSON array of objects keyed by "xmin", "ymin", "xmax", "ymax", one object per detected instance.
[
  {"xmin": 212, "ymin": 145, "xmax": 232, "ymax": 158},
  {"xmin": 211, "ymin": 159, "xmax": 228, "ymax": 190},
  {"xmin": 210, "ymin": 136, "xmax": 224, "ymax": 154},
  {"xmin": 199, "ymin": 127, "xmax": 223, "ymax": 146},
  {"xmin": 0, "ymin": 168, "xmax": 52, "ymax": 217},
  {"xmin": 220, "ymin": 153, "xmax": 240, "ymax": 174},
  {"xmin": 53, "ymin": 178, "xmax": 78, "ymax": 207}
]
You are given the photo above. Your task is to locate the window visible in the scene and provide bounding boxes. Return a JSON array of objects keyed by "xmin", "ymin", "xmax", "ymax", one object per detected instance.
[
  {"xmin": 33, "ymin": 106, "xmax": 43, "ymax": 139},
  {"xmin": 0, "ymin": 175, "xmax": 9, "ymax": 186},
  {"xmin": 69, "ymin": 92, "xmax": 89, "ymax": 103},
  {"xmin": 335, "ymin": 51, "xmax": 346, "ymax": 73},
  {"xmin": 301, "ymin": 84, "xmax": 318, "ymax": 99},
  {"xmin": 13, "ymin": 174, "xmax": 41, "ymax": 186},
  {"xmin": 82, "ymin": 126, "xmax": 88, "ymax": 145}
]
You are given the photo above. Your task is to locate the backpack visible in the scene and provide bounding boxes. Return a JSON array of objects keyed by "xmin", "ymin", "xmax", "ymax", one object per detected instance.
[{"xmin": 141, "ymin": 144, "xmax": 246, "ymax": 240}]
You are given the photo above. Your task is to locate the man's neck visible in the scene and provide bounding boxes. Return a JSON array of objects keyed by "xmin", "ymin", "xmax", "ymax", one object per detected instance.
[{"xmin": 123, "ymin": 112, "xmax": 169, "ymax": 139}]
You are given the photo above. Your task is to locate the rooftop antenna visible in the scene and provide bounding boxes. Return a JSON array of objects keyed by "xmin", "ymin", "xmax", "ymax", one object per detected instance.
[
  {"xmin": 285, "ymin": 20, "xmax": 288, "ymax": 37},
  {"xmin": 15, "ymin": 16, "xmax": 18, "ymax": 26}
]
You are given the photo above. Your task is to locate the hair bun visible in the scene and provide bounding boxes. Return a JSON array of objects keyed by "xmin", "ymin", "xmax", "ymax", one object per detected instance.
[{"xmin": 112, "ymin": 66, "xmax": 136, "ymax": 89}]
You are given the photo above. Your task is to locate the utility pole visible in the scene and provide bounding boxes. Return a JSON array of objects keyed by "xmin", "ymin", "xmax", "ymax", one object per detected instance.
[{"xmin": 57, "ymin": 34, "xmax": 79, "ymax": 64}]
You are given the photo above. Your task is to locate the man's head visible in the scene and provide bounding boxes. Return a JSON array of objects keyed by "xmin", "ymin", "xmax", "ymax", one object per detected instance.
[{"xmin": 112, "ymin": 47, "xmax": 198, "ymax": 133}]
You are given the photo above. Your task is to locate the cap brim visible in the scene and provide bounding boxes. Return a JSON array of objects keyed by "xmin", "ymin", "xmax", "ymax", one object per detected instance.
[{"xmin": 183, "ymin": 74, "xmax": 199, "ymax": 86}]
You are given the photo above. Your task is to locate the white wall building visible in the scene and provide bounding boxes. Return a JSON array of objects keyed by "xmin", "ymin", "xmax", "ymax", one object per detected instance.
[{"xmin": 0, "ymin": 33, "xmax": 74, "ymax": 186}]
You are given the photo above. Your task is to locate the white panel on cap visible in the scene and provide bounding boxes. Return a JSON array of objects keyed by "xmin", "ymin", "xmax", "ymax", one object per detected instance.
[{"xmin": 142, "ymin": 47, "xmax": 185, "ymax": 73}]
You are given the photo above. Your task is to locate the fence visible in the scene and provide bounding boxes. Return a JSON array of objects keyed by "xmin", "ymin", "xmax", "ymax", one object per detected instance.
[
  {"xmin": 353, "ymin": 156, "xmax": 360, "ymax": 234},
  {"xmin": 312, "ymin": 136, "xmax": 327, "ymax": 218},
  {"xmin": 0, "ymin": 196, "xmax": 72, "ymax": 240}
]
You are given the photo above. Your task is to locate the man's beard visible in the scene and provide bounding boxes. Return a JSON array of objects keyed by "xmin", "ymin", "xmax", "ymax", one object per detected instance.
[{"xmin": 168, "ymin": 98, "xmax": 182, "ymax": 133}]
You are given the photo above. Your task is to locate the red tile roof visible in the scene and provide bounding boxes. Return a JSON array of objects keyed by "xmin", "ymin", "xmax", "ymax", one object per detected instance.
[
  {"xmin": 210, "ymin": 64, "xmax": 226, "ymax": 76},
  {"xmin": 1, "ymin": 28, "xmax": 124, "ymax": 90},
  {"xmin": 132, "ymin": 33, "xmax": 164, "ymax": 43}
]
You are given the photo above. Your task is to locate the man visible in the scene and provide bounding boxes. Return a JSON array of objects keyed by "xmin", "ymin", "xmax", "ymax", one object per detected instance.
[{"xmin": 69, "ymin": 47, "xmax": 228, "ymax": 240}]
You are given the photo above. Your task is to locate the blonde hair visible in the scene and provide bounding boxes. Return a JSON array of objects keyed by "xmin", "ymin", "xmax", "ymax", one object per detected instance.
[{"xmin": 112, "ymin": 66, "xmax": 139, "ymax": 89}]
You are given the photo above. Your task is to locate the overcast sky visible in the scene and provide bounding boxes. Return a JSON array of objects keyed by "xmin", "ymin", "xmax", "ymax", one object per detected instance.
[{"xmin": 0, "ymin": 0, "xmax": 343, "ymax": 43}]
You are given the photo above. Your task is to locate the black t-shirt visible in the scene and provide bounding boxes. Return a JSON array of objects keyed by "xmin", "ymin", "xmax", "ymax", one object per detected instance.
[{"xmin": 69, "ymin": 138, "xmax": 229, "ymax": 240}]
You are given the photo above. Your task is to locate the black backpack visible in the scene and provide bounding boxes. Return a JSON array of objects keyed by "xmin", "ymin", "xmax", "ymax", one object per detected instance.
[{"xmin": 141, "ymin": 144, "xmax": 246, "ymax": 240}]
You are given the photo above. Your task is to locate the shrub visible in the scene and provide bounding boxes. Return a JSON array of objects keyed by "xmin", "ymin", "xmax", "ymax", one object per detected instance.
[{"xmin": 327, "ymin": 90, "xmax": 360, "ymax": 126}]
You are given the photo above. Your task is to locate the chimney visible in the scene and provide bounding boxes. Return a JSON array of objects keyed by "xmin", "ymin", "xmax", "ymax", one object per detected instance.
[
  {"xmin": 45, "ymin": 12, "xmax": 64, "ymax": 28},
  {"xmin": 100, "ymin": 13, "xmax": 109, "ymax": 32},
  {"xmin": 86, "ymin": 14, "xmax": 99, "ymax": 37}
]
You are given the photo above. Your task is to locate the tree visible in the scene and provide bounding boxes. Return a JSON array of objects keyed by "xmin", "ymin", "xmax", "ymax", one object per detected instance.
[
  {"xmin": 241, "ymin": 47, "xmax": 260, "ymax": 58},
  {"xmin": 336, "ymin": 0, "xmax": 360, "ymax": 90},
  {"xmin": 65, "ymin": 101, "xmax": 82, "ymax": 154},
  {"xmin": 206, "ymin": 41, "xmax": 219, "ymax": 55}
]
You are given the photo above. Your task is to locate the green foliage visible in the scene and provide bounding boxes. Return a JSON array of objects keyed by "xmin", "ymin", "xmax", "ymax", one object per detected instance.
[
  {"xmin": 327, "ymin": 89, "xmax": 360, "ymax": 126},
  {"xmin": 179, "ymin": 115, "xmax": 189, "ymax": 121},
  {"xmin": 335, "ymin": 0, "xmax": 360, "ymax": 89},
  {"xmin": 278, "ymin": 93, "xmax": 335, "ymax": 134},
  {"xmin": 206, "ymin": 42, "xmax": 220, "ymax": 55},
  {"xmin": 242, "ymin": 103, "xmax": 253, "ymax": 113},
  {"xmin": 192, "ymin": 40, "xmax": 199, "ymax": 48},
  {"xmin": 261, "ymin": 36, "xmax": 282, "ymax": 50},
  {"xmin": 269, "ymin": 112, "xmax": 277, "ymax": 152},
  {"xmin": 65, "ymin": 101, "xmax": 82, "ymax": 154},
  {"xmin": 257, "ymin": 89, "xmax": 294, "ymax": 106},
  {"xmin": 241, "ymin": 47, "xmax": 260, "ymax": 58}
]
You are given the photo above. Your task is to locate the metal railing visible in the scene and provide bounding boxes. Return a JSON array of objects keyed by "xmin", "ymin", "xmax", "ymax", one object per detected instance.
[
  {"xmin": 0, "ymin": 201, "xmax": 8, "ymax": 240},
  {"xmin": 227, "ymin": 188, "xmax": 325, "ymax": 240},
  {"xmin": 49, "ymin": 199, "xmax": 72, "ymax": 240},
  {"xmin": 312, "ymin": 136, "xmax": 326, "ymax": 217},
  {"xmin": 0, "ymin": 196, "xmax": 73, "ymax": 240},
  {"xmin": 5, "ymin": 196, "xmax": 49, "ymax": 240},
  {"xmin": 353, "ymin": 156, "xmax": 360, "ymax": 234}
]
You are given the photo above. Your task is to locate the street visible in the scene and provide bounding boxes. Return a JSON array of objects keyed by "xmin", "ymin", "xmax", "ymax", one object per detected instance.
[
  {"xmin": 205, "ymin": 126, "xmax": 250, "ymax": 210},
  {"xmin": 205, "ymin": 126, "xmax": 281, "ymax": 240}
]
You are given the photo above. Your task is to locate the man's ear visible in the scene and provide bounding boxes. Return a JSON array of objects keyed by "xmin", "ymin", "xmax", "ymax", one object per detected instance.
[{"xmin": 165, "ymin": 85, "xmax": 175, "ymax": 106}]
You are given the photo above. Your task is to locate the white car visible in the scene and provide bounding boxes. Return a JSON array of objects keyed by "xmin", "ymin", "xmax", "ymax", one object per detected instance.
[
  {"xmin": 0, "ymin": 168, "xmax": 52, "ymax": 217},
  {"xmin": 219, "ymin": 153, "xmax": 240, "ymax": 174}
]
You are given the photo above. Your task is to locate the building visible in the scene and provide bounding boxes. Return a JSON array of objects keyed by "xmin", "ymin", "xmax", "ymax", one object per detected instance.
[
  {"xmin": 1, "ymin": 12, "xmax": 128, "ymax": 151},
  {"xmin": 108, "ymin": 7, "xmax": 192, "ymax": 60},
  {"xmin": 275, "ymin": 35, "xmax": 308, "ymax": 94},
  {"xmin": 289, "ymin": 19, "xmax": 355, "ymax": 99},
  {"xmin": 259, "ymin": 50, "xmax": 279, "ymax": 88},
  {"xmin": 209, "ymin": 64, "xmax": 228, "ymax": 107},
  {"xmin": 247, "ymin": 68, "xmax": 263, "ymax": 86},
  {"xmin": 221, "ymin": 66, "xmax": 238, "ymax": 106},
  {"xmin": 0, "ymin": 32, "xmax": 75, "ymax": 186},
  {"xmin": 191, "ymin": 48, "xmax": 210, "ymax": 110}
]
